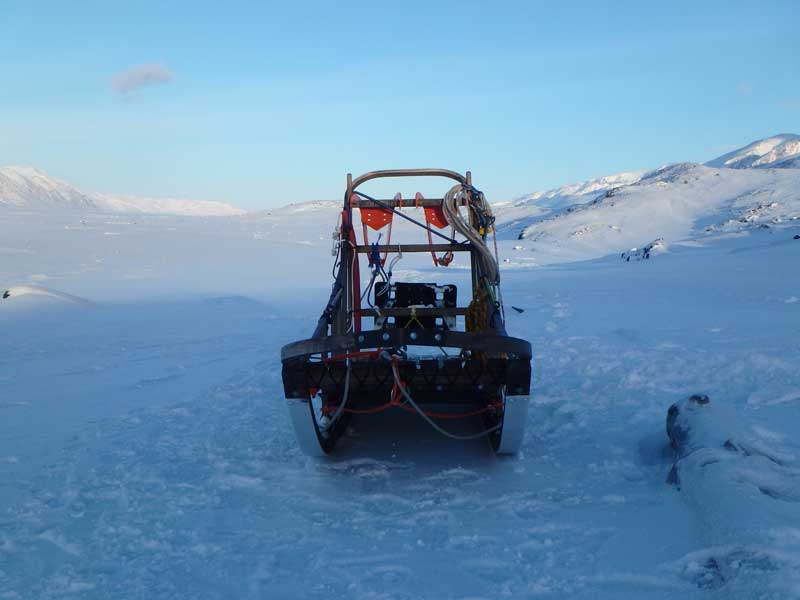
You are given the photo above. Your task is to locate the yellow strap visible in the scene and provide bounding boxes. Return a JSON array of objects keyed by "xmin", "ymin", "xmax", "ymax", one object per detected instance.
[{"xmin": 405, "ymin": 306, "xmax": 425, "ymax": 329}]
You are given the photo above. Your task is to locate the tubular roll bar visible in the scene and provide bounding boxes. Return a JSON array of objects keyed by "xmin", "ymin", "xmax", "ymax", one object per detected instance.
[
  {"xmin": 338, "ymin": 168, "xmax": 479, "ymax": 337},
  {"xmin": 347, "ymin": 168, "xmax": 471, "ymax": 197}
]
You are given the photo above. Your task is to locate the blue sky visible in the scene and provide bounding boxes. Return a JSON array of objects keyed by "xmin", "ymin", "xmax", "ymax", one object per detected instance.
[{"xmin": 1, "ymin": 1, "xmax": 798, "ymax": 208}]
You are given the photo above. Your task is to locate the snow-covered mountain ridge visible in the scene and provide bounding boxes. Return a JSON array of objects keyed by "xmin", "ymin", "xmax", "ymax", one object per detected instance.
[
  {"xmin": 0, "ymin": 166, "xmax": 244, "ymax": 216},
  {"xmin": 705, "ymin": 133, "xmax": 800, "ymax": 169},
  {"xmin": 506, "ymin": 170, "xmax": 646, "ymax": 211},
  {"xmin": 496, "ymin": 135, "xmax": 800, "ymax": 265},
  {"xmin": 3, "ymin": 133, "xmax": 798, "ymax": 255}
]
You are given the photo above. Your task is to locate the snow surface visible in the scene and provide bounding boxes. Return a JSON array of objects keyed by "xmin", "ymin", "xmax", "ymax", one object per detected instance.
[
  {"xmin": 667, "ymin": 396, "xmax": 800, "ymax": 596},
  {"xmin": 1, "ymin": 143, "xmax": 800, "ymax": 598}
]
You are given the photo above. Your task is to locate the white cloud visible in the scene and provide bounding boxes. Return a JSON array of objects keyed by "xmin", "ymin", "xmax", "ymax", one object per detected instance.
[{"xmin": 111, "ymin": 64, "xmax": 174, "ymax": 94}]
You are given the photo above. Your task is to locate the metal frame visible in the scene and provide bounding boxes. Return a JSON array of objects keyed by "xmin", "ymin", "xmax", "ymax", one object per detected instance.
[
  {"xmin": 281, "ymin": 169, "xmax": 532, "ymax": 455},
  {"xmin": 348, "ymin": 168, "xmax": 469, "ymax": 194}
]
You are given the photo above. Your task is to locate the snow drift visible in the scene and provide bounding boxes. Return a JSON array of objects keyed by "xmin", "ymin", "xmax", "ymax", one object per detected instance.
[{"xmin": 667, "ymin": 395, "xmax": 800, "ymax": 596}]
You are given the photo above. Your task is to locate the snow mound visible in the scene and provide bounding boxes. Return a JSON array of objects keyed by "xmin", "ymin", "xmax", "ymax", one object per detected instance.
[
  {"xmin": 2, "ymin": 285, "xmax": 93, "ymax": 306},
  {"xmin": 706, "ymin": 134, "xmax": 800, "ymax": 170},
  {"xmin": 667, "ymin": 395, "xmax": 800, "ymax": 596},
  {"xmin": 0, "ymin": 166, "xmax": 244, "ymax": 216}
]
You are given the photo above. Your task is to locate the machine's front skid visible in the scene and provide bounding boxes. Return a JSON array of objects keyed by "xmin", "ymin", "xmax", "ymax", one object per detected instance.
[
  {"xmin": 286, "ymin": 398, "xmax": 326, "ymax": 456},
  {"xmin": 286, "ymin": 397, "xmax": 349, "ymax": 456},
  {"xmin": 492, "ymin": 394, "xmax": 530, "ymax": 455}
]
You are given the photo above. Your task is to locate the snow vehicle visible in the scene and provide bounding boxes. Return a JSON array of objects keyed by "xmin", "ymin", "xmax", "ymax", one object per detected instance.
[{"xmin": 280, "ymin": 169, "xmax": 532, "ymax": 456}]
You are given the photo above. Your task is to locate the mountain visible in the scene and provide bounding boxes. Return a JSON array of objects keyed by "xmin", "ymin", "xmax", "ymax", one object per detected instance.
[
  {"xmin": 498, "ymin": 135, "xmax": 800, "ymax": 266},
  {"xmin": 0, "ymin": 166, "xmax": 98, "ymax": 210},
  {"xmin": 0, "ymin": 166, "xmax": 244, "ymax": 216},
  {"xmin": 492, "ymin": 171, "xmax": 646, "ymax": 249},
  {"xmin": 705, "ymin": 133, "xmax": 800, "ymax": 169},
  {"xmin": 506, "ymin": 170, "xmax": 645, "ymax": 211},
  {"xmin": 507, "ymin": 163, "xmax": 800, "ymax": 264}
]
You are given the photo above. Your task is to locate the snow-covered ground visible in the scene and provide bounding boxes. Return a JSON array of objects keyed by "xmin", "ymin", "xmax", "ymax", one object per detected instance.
[{"xmin": 1, "ymin": 137, "xmax": 799, "ymax": 598}]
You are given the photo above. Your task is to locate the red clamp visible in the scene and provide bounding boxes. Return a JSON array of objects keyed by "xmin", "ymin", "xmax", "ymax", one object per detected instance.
[
  {"xmin": 420, "ymin": 192, "xmax": 455, "ymax": 266},
  {"xmin": 358, "ymin": 193, "xmax": 397, "ymax": 266}
]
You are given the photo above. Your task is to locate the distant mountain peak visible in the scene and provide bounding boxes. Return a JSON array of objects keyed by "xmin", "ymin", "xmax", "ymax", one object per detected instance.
[
  {"xmin": 0, "ymin": 165, "xmax": 245, "ymax": 216},
  {"xmin": 706, "ymin": 134, "xmax": 800, "ymax": 170},
  {"xmin": 4, "ymin": 165, "xmax": 45, "ymax": 175}
]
